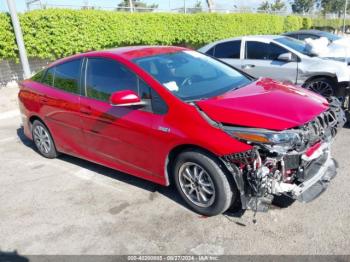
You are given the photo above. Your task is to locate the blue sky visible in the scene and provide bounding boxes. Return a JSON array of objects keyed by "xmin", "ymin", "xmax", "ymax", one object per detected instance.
[{"xmin": 0, "ymin": 0, "xmax": 264, "ymax": 12}]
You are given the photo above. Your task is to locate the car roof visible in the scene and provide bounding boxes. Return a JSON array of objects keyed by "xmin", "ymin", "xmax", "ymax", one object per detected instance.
[
  {"xmin": 218, "ymin": 35, "xmax": 280, "ymax": 42},
  {"xmin": 50, "ymin": 46, "xmax": 188, "ymax": 67},
  {"xmin": 198, "ymin": 35, "xmax": 284, "ymax": 51},
  {"xmin": 284, "ymin": 30, "xmax": 324, "ymax": 36}
]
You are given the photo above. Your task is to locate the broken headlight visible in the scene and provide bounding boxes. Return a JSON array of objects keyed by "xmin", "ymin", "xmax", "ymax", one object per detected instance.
[{"xmin": 224, "ymin": 126, "xmax": 301, "ymax": 148}]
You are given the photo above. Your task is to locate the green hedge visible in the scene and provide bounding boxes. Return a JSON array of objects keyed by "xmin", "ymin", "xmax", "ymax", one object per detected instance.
[
  {"xmin": 0, "ymin": 9, "xmax": 312, "ymax": 60},
  {"xmin": 312, "ymin": 17, "xmax": 350, "ymax": 30},
  {"xmin": 0, "ymin": 13, "xmax": 18, "ymax": 59}
]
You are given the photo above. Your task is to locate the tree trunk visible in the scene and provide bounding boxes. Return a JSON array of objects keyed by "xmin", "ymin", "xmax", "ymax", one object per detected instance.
[{"xmin": 206, "ymin": 0, "xmax": 214, "ymax": 12}]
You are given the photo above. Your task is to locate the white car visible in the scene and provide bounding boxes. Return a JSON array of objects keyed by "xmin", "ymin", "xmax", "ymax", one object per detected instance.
[{"xmin": 198, "ymin": 35, "xmax": 350, "ymax": 101}]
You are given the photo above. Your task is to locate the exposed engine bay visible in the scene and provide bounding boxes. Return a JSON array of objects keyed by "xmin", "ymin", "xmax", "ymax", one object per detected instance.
[{"xmin": 221, "ymin": 97, "xmax": 346, "ymax": 212}]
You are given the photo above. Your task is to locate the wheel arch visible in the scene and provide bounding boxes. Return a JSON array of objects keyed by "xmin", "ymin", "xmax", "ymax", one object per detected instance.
[
  {"xmin": 29, "ymin": 115, "xmax": 59, "ymax": 152},
  {"xmin": 302, "ymin": 75, "xmax": 342, "ymax": 96},
  {"xmin": 303, "ymin": 74, "xmax": 337, "ymax": 87},
  {"xmin": 28, "ymin": 115, "xmax": 46, "ymax": 131},
  {"xmin": 164, "ymin": 144, "xmax": 230, "ymax": 186}
]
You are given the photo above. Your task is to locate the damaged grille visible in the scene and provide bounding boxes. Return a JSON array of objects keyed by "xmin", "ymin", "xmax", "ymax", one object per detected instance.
[
  {"xmin": 223, "ymin": 149, "xmax": 258, "ymax": 165},
  {"xmin": 300, "ymin": 98, "xmax": 346, "ymax": 147}
]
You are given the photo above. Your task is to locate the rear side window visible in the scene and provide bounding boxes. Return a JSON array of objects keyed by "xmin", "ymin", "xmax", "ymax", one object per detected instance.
[
  {"xmin": 214, "ymin": 41, "xmax": 241, "ymax": 59},
  {"xmin": 40, "ymin": 59, "xmax": 81, "ymax": 94},
  {"xmin": 53, "ymin": 60, "xmax": 81, "ymax": 94},
  {"xmin": 246, "ymin": 41, "xmax": 287, "ymax": 60},
  {"xmin": 42, "ymin": 68, "xmax": 54, "ymax": 86},
  {"xmin": 31, "ymin": 69, "xmax": 46, "ymax": 82},
  {"xmin": 205, "ymin": 47, "xmax": 215, "ymax": 56}
]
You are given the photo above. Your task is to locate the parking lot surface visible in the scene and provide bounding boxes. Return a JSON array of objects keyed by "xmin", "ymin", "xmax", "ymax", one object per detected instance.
[{"xmin": 0, "ymin": 87, "xmax": 350, "ymax": 255}]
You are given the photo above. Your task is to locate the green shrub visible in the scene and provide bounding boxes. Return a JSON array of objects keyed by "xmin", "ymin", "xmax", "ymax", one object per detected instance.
[
  {"xmin": 302, "ymin": 17, "xmax": 312, "ymax": 29},
  {"xmin": 283, "ymin": 15, "xmax": 302, "ymax": 32},
  {"xmin": 0, "ymin": 9, "xmax": 308, "ymax": 60},
  {"xmin": 0, "ymin": 13, "xmax": 17, "ymax": 60},
  {"xmin": 312, "ymin": 17, "xmax": 350, "ymax": 30}
]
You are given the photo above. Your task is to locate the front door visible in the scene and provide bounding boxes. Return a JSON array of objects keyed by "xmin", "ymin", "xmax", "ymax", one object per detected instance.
[
  {"xmin": 241, "ymin": 40, "xmax": 298, "ymax": 84},
  {"xmin": 79, "ymin": 57, "xmax": 165, "ymax": 179}
]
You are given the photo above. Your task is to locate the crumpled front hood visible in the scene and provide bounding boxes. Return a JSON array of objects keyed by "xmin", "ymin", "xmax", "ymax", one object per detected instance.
[
  {"xmin": 332, "ymin": 38, "xmax": 350, "ymax": 47},
  {"xmin": 196, "ymin": 78, "xmax": 329, "ymax": 131}
]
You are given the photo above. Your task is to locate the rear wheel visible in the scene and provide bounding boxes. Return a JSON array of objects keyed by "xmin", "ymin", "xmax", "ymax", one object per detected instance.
[
  {"xmin": 173, "ymin": 150, "xmax": 237, "ymax": 216},
  {"xmin": 32, "ymin": 120, "xmax": 58, "ymax": 159},
  {"xmin": 303, "ymin": 77, "xmax": 336, "ymax": 97}
]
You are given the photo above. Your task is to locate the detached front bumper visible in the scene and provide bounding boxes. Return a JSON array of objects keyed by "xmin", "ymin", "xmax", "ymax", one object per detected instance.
[
  {"xmin": 291, "ymin": 154, "xmax": 337, "ymax": 203},
  {"xmin": 270, "ymin": 142, "xmax": 337, "ymax": 203}
]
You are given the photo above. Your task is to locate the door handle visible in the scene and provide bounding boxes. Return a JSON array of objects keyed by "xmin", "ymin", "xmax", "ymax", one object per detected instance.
[
  {"xmin": 241, "ymin": 64, "xmax": 255, "ymax": 69},
  {"xmin": 80, "ymin": 106, "xmax": 92, "ymax": 115}
]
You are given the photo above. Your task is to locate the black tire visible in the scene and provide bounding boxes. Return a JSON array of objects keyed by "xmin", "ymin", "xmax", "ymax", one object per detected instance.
[
  {"xmin": 173, "ymin": 149, "xmax": 238, "ymax": 216},
  {"xmin": 31, "ymin": 120, "xmax": 58, "ymax": 159},
  {"xmin": 303, "ymin": 77, "xmax": 336, "ymax": 98}
]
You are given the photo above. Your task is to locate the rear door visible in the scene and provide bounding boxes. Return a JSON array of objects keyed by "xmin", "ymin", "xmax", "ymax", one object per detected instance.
[
  {"xmin": 210, "ymin": 40, "xmax": 242, "ymax": 69},
  {"xmin": 37, "ymin": 59, "xmax": 85, "ymax": 155},
  {"xmin": 79, "ymin": 57, "xmax": 168, "ymax": 179},
  {"xmin": 241, "ymin": 40, "xmax": 298, "ymax": 83}
]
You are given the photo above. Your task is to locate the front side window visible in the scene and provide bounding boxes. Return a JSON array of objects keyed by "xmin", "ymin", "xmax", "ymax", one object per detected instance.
[
  {"xmin": 85, "ymin": 58, "xmax": 167, "ymax": 114},
  {"xmin": 85, "ymin": 58, "xmax": 138, "ymax": 102},
  {"xmin": 53, "ymin": 59, "xmax": 81, "ymax": 94},
  {"xmin": 246, "ymin": 41, "xmax": 287, "ymax": 60},
  {"xmin": 275, "ymin": 37, "xmax": 313, "ymax": 56},
  {"xmin": 134, "ymin": 50, "xmax": 252, "ymax": 101},
  {"xmin": 214, "ymin": 41, "xmax": 241, "ymax": 59}
]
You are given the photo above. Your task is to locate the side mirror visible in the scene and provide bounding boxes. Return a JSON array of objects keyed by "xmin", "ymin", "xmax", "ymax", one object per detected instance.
[
  {"xmin": 277, "ymin": 52, "xmax": 294, "ymax": 62},
  {"xmin": 109, "ymin": 90, "xmax": 144, "ymax": 106}
]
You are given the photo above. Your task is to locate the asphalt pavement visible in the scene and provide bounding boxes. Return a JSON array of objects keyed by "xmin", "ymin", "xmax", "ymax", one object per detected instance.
[{"xmin": 0, "ymin": 87, "xmax": 349, "ymax": 255}]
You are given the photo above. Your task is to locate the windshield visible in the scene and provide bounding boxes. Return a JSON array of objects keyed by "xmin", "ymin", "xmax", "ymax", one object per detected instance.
[
  {"xmin": 133, "ymin": 51, "xmax": 252, "ymax": 101},
  {"xmin": 320, "ymin": 31, "xmax": 341, "ymax": 42},
  {"xmin": 275, "ymin": 37, "xmax": 314, "ymax": 56}
]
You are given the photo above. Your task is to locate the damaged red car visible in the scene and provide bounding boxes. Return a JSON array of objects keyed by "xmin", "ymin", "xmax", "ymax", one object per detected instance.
[{"xmin": 18, "ymin": 46, "xmax": 346, "ymax": 216}]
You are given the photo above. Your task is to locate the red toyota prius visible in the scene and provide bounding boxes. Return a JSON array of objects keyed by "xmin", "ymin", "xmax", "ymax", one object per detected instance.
[{"xmin": 18, "ymin": 46, "xmax": 345, "ymax": 216}]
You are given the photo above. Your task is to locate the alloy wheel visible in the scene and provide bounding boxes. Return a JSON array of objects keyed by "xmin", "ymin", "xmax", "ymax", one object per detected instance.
[
  {"xmin": 305, "ymin": 81, "xmax": 334, "ymax": 97},
  {"xmin": 178, "ymin": 162, "xmax": 216, "ymax": 208},
  {"xmin": 33, "ymin": 125, "xmax": 51, "ymax": 154}
]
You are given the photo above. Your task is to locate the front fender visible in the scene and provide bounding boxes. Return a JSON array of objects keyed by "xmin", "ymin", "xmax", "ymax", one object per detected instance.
[{"xmin": 298, "ymin": 59, "xmax": 350, "ymax": 84}]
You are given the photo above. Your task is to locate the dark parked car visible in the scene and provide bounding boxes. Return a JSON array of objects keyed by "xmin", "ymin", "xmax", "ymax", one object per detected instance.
[{"xmin": 283, "ymin": 30, "xmax": 342, "ymax": 42}]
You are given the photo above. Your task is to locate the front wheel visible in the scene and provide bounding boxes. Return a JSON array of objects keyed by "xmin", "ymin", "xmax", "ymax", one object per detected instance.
[
  {"xmin": 303, "ymin": 77, "xmax": 336, "ymax": 98},
  {"xmin": 173, "ymin": 150, "xmax": 238, "ymax": 216}
]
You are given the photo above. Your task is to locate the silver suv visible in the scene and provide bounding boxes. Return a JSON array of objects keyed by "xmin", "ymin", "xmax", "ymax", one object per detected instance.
[{"xmin": 199, "ymin": 35, "xmax": 350, "ymax": 99}]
